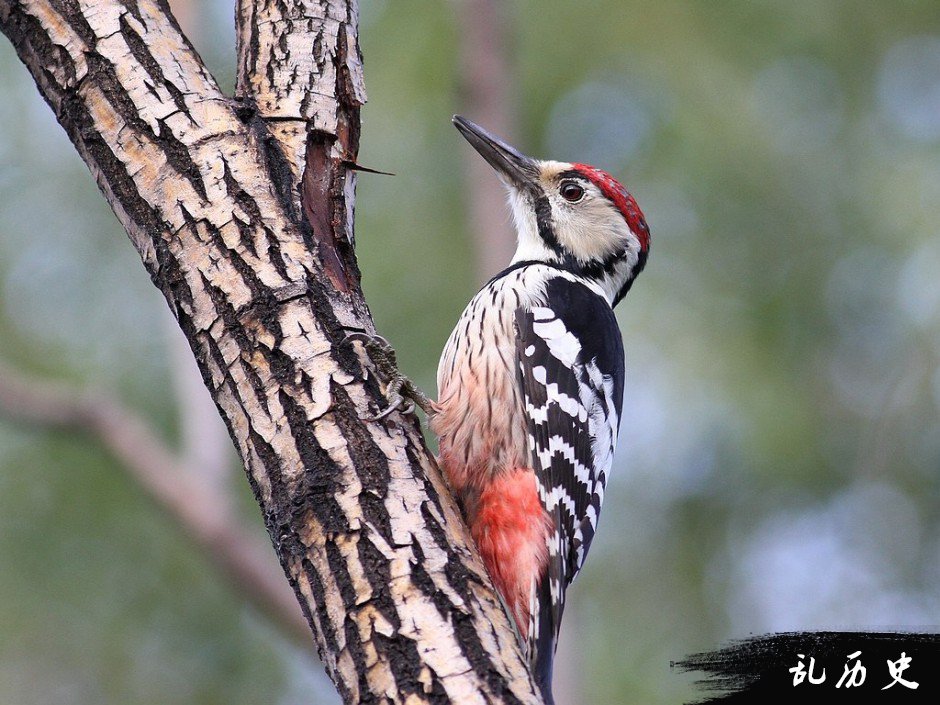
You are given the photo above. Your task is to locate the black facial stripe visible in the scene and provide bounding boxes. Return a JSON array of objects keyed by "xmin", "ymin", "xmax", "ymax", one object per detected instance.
[
  {"xmin": 534, "ymin": 193, "xmax": 563, "ymax": 255},
  {"xmin": 554, "ymin": 244, "xmax": 628, "ymax": 283},
  {"xmin": 586, "ymin": 248, "xmax": 623, "ymax": 276}
]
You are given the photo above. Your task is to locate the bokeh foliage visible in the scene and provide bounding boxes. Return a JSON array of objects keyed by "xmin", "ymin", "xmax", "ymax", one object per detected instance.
[{"xmin": 2, "ymin": 1, "xmax": 940, "ymax": 703}]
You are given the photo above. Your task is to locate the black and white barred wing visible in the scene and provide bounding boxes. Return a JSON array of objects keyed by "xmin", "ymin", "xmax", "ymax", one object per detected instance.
[{"xmin": 514, "ymin": 279, "xmax": 624, "ymax": 674}]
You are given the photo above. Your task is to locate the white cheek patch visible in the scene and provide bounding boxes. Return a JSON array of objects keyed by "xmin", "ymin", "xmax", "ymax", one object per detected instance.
[{"xmin": 554, "ymin": 196, "xmax": 631, "ymax": 264}]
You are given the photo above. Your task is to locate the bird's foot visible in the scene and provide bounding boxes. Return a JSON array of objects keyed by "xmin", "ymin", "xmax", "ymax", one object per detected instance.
[{"xmin": 345, "ymin": 332, "xmax": 436, "ymax": 421}]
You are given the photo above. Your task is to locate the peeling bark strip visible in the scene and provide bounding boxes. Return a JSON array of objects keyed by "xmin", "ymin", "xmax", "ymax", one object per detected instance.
[{"xmin": 0, "ymin": 0, "xmax": 543, "ymax": 703}]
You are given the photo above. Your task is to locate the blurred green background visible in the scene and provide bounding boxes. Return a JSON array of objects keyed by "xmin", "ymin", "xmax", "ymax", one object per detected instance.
[{"xmin": 3, "ymin": 1, "xmax": 940, "ymax": 703}]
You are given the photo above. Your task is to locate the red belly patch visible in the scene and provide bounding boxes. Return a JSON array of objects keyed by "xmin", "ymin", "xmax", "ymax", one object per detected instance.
[{"xmin": 471, "ymin": 468, "xmax": 553, "ymax": 641}]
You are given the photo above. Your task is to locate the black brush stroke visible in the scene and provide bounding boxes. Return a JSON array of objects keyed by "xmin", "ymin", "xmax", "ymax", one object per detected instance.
[{"xmin": 674, "ymin": 631, "xmax": 940, "ymax": 703}]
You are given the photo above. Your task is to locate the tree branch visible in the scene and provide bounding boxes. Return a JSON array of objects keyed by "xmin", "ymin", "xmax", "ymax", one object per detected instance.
[
  {"xmin": 0, "ymin": 1, "xmax": 542, "ymax": 702},
  {"xmin": 167, "ymin": 315, "xmax": 235, "ymax": 494},
  {"xmin": 0, "ymin": 360, "xmax": 311, "ymax": 644}
]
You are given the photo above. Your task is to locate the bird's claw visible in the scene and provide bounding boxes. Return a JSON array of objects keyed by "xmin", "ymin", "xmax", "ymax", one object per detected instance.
[
  {"xmin": 363, "ymin": 375, "xmax": 415, "ymax": 421},
  {"xmin": 364, "ymin": 394, "xmax": 415, "ymax": 422},
  {"xmin": 344, "ymin": 331, "xmax": 434, "ymax": 421}
]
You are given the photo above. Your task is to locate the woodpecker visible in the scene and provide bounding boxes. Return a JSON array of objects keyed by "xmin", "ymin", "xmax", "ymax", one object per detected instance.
[
  {"xmin": 438, "ymin": 116, "xmax": 650, "ymax": 702},
  {"xmin": 353, "ymin": 116, "xmax": 649, "ymax": 704}
]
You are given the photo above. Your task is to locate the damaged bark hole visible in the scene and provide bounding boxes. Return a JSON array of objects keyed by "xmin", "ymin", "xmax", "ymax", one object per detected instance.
[{"xmin": 302, "ymin": 129, "xmax": 352, "ymax": 294}]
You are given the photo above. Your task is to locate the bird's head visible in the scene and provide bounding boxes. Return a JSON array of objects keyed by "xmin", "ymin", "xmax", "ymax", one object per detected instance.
[{"xmin": 454, "ymin": 115, "xmax": 649, "ymax": 306}]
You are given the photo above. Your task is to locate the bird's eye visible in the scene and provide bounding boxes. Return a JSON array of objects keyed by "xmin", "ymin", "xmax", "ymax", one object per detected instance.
[{"xmin": 560, "ymin": 181, "xmax": 585, "ymax": 203}]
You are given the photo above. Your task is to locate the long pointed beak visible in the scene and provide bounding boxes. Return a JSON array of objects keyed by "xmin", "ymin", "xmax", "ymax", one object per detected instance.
[{"xmin": 453, "ymin": 115, "xmax": 540, "ymax": 196}]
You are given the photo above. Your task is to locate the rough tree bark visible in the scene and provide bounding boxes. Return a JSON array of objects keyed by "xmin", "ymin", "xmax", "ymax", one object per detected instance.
[{"xmin": 0, "ymin": 1, "xmax": 543, "ymax": 703}]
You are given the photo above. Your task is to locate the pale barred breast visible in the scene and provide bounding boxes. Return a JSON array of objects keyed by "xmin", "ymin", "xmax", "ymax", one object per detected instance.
[{"xmin": 433, "ymin": 267, "xmax": 547, "ymax": 488}]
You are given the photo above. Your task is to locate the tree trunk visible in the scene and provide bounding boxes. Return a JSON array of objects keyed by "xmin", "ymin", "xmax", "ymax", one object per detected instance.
[{"xmin": 0, "ymin": 1, "xmax": 542, "ymax": 702}]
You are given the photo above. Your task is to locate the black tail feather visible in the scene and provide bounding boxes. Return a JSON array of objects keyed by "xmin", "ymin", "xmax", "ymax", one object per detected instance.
[{"xmin": 532, "ymin": 574, "xmax": 558, "ymax": 705}]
